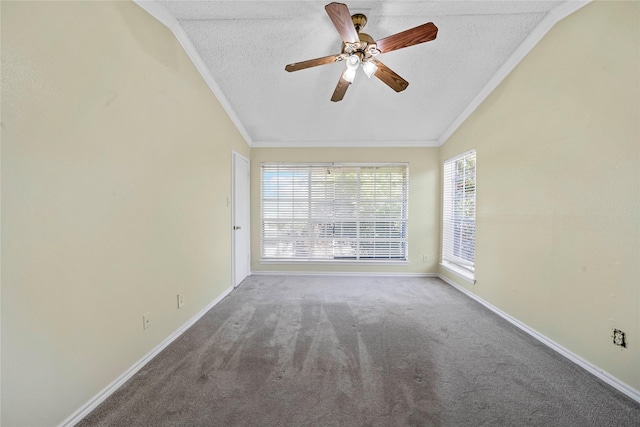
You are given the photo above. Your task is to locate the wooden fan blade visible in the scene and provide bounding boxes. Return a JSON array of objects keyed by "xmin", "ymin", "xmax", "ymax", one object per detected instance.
[
  {"xmin": 325, "ymin": 2, "xmax": 360, "ymax": 44},
  {"xmin": 373, "ymin": 60, "xmax": 409, "ymax": 92},
  {"xmin": 331, "ymin": 76, "xmax": 350, "ymax": 102},
  {"xmin": 285, "ymin": 54, "xmax": 342, "ymax": 72},
  {"xmin": 376, "ymin": 22, "xmax": 438, "ymax": 54}
]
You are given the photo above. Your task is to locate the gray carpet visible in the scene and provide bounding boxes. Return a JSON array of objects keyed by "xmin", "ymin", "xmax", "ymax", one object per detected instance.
[{"xmin": 79, "ymin": 276, "xmax": 640, "ymax": 426}]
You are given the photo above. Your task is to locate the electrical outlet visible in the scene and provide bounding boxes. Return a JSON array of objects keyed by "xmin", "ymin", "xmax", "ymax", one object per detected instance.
[
  {"xmin": 143, "ymin": 313, "xmax": 151, "ymax": 330},
  {"xmin": 423, "ymin": 254, "xmax": 429, "ymax": 263},
  {"xmin": 612, "ymin": 329, "xmax": 626, "ymax": 348},
  {"xmin": 177, "ymin": 293, "xmax": 184, "ymax": 309}
]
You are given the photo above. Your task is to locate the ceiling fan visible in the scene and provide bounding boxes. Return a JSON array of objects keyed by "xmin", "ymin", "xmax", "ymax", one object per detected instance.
[{"xmin": 285, "ymin": 2, "xmax": 438, "ymax": 102}]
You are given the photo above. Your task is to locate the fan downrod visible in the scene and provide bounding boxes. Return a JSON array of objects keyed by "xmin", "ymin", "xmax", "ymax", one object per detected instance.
[{"xmin": 351, "ymin": 13, "xmax": 367, "ymax": 32}]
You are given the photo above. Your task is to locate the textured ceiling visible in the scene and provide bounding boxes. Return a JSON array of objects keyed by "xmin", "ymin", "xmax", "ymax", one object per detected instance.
[{"xmin": 147, "ymin": 1, "xmax": 579, "ymax": 147}]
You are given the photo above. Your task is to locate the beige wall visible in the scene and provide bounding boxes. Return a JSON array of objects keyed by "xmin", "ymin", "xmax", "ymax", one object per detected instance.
[
  {"xmin": 1, "ymin": 1, "xmax": 248, "ymax": 425},
  {"xmin": 440, "ymin": 1, "xmax": 639, "ymax": 391},
  {"xmin": 250, "ymin": 147, "xmax": 440, "ymax": 275}
]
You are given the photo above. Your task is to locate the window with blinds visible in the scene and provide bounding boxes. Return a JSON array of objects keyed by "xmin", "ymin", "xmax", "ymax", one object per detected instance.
[
  {"xmin": 442, "ymin": 150, "xmax": 476, "ymax": 274},
  {"xmin": 261, "ymin": 163, "xmax": 409, "ymax": 262}
]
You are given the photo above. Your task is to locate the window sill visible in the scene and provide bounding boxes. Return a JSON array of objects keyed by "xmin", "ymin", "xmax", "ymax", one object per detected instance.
[
  {"xmin": 440, "ymin": 261, "xmax": 475, "ymax": 284},
  {"xmin": 261, "ymin": 259, "xmax": 409, "ymax": 266}
]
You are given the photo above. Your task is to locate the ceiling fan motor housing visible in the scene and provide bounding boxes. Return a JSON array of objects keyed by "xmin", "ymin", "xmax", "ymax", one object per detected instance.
[
  {"xmin": 351, "ymin": 13, "xmax": 367, "ymax": 31},
  {"xmin": 341, "ymin": 32, "xmax": 376, "ymax": 59}
]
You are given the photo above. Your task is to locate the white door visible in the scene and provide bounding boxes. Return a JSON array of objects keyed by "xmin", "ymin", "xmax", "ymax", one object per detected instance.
[{"xmin": 232, "ymin": 152, "xmax": 250, "ymax": 287}]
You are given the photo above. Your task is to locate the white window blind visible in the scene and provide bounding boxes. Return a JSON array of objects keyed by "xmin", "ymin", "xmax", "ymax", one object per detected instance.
[
  {"xmin": 442, "ymin": 150, "xmax": 476, "ymax": 272},
  {"xmin": 261, "ymin": 163, "xmax": 408, "ymax": 262}
]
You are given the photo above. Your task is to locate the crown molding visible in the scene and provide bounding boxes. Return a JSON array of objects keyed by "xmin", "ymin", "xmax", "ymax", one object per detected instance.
[
  {"xmin": 438, "ymin": 0, "xmax": 592, "ymax": 146},
  {"xmin": 133, "ymin": 0, "xmax": 253, "ymax": 146},
  {"xmin": 134, "ymin": 0, "xmax": 591, "ymax": 150},
  {"xmin": 251, "ymin": 139, "xmax": 440, "ymax": 148}
]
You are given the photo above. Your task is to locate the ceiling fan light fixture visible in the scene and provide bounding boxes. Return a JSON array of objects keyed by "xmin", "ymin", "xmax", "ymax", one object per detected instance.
[
  {"xmin": 362, "ymin": 61, "xmax": 378, "ymax": 78},
  {"xmin": 346, "ymin": 54, "xmax": 361, "ymax": 70},
  {"xmin": 285, "ymin": 2, "xmax": 438, "ymax": 101},
  {"xmin": 342, "ymin": 67, "xmax": 357, "ymax": 83}
]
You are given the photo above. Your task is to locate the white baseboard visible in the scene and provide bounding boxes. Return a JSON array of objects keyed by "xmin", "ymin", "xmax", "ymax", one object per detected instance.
[
  {"xmin": 437, "ymin": 274, "xmax": 640, "ymax": 404},
  {"xmin": 59, "ymin": 285, "xmax": 235, "ymax": 427},
  {"xmin": 251, "ymin": 271, "xmax": 438, "ymax": 278},
  {"xmin": 61, "ymin": 273, "xmax": 637, "ymax": 426}
]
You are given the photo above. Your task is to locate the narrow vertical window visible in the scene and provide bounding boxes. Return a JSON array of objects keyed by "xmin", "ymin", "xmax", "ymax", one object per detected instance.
[{"xmin": 442, "ymin": 150, "xmax": 476, "ymax": 277}]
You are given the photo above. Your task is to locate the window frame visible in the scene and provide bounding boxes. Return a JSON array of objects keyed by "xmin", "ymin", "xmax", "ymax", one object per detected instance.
[
  {"xmin": 441, "ymin": 149, "xmax": 476, "ymax": 281},
  {"xmin": 260, "ymin": 162, "xmax": 409, "ymax": 264}
]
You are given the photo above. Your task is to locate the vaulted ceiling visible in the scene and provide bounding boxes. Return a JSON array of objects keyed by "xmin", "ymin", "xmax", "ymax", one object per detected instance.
[{"xmin": 138, "ymin": 1, "xmax": 588, "ymax": 147}]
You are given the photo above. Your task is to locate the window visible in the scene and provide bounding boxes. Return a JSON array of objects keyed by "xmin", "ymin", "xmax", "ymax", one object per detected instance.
[
  {"xmin": 442, "ymin": 150, "xmax": 476, "ymax": 277},
  {"xmin": 261, "ymin": 163, "xmax": 408, "ymax": 262}
]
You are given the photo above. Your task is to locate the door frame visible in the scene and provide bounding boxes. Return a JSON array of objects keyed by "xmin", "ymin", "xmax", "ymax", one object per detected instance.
[{"xmin": 231, "ymin": 151, "xmax": 251, "ymax": 288}]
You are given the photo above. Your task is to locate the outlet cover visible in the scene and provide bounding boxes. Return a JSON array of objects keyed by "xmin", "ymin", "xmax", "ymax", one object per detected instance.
[
  {"xmin": 613, "ymin": 329, "xmax": 627, "ymax": 348},
  {"xmin": 143, "ymin": 313, "xmax": 151, "ymax": 330},
  {"xmin": 613, "ymin": 329, "xmax": 626, "ymax": 348},
  {"xmin": 177, "ymin": 293, "xmax": 184, "ymax": 309}
]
